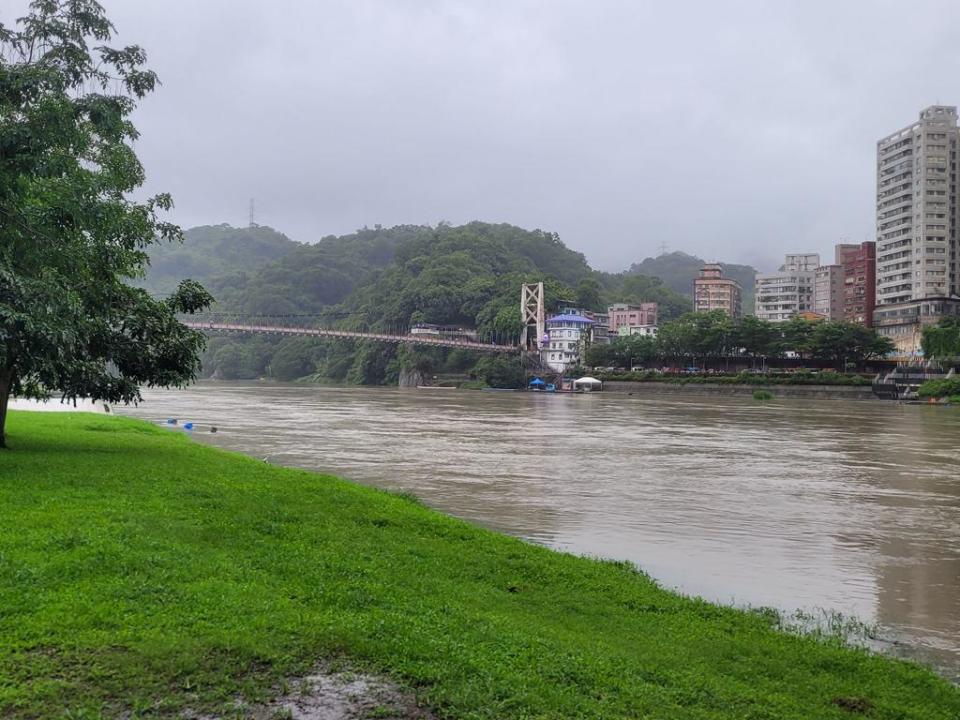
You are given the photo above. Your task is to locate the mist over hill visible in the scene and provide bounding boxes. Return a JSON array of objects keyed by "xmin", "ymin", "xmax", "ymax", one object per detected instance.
[{"xmin": 142, "ymin": 224, "xmax": 301, "ymax": 295}]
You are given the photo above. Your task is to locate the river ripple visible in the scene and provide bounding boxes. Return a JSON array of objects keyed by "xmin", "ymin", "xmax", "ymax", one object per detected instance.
[{"xmin": 118, "ymin": 383, "xmax": 960, "ymax": 680}]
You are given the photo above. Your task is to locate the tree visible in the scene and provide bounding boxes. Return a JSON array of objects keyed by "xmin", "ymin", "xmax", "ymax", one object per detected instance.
[
  {"xmin": 732, "ymin": 316, "xmax": 777, "ymax": 358},
  {"xmin": 575, "ymin": 277, "xmax": 602, "ymax": 311},
  {"xmin": 657, "ymin": 311, "xmax": 732, "ymax": 359},
  {"xmin": 472, "ymin": 355, "xmax": 524, "ymax": 388},
  {"xmin": 777, "ymin": 317, "xmax": 818, "ymax": 358},
  {"xmin": 657, "ymin": 316, "xmax": 700, "ymax": 358},
  {"xmin": 587, "ymin": 334, "xmax": 659, "ymax": 369},
  {"xmin": 212, "ymin": 344, "xmax": 259, "ymax": 380},
  {"xmin": 809, "ymin": 321, "xmax": 894, "ymax": 369},
  {"xmin": 617, "ymin": 334, "xmax": 658, "ymax": 368},
  {"xmin": 0, "ymin": 1, "xmax": 212, "ymax": 447},
  {"xmin": 921, "ymin": 316, "xmax": 960, "ymax": 360},
  {"xmin": 583, "ymin": 343, "xmax": 617, "ymax": 368},
  {"xmin": 269, "ymin": 338, "xmax": 320, "ymax": 381},
  {"xmin": 346, "ymin": 342, "xmax": 396, "ymax": 385}
]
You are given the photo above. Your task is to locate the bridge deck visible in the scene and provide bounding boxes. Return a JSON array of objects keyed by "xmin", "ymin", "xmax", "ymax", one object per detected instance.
[{"xmin": 184, "ymin": 321, "xmax": 517, "ymax": 353}]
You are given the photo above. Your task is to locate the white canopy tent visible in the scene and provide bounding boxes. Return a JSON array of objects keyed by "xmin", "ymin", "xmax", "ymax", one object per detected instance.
[{"xmin": 573, "ymin": 376, "xmax": 603, "ymax": 391}]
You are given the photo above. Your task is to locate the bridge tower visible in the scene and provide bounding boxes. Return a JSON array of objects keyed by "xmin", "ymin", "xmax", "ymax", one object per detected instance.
[{"xmin": 520, "ymin": 282, "xmax": 545, "ymax": 352}]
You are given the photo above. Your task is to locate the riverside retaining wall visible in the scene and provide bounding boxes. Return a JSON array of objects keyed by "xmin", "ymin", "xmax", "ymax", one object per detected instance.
[{"xmin": 602, "ymin": 381, "xmax": 877, "ymax": 400}]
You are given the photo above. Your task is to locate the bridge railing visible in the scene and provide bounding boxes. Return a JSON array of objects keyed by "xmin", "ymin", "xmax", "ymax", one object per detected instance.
[{"xmin": 179, "ymin": 313, "xmax": 520, "ymax": 351}]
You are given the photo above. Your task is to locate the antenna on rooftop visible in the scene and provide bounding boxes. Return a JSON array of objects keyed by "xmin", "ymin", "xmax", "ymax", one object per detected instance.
[{"xmin": 248, "ymin": 198, "xmax": 257, "ymax": 228}]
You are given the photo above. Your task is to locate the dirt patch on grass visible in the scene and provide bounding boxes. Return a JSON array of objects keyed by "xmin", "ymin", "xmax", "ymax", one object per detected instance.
[
  {"xmin": 831, "ymin": 696, "xmax": 874, "ymax": 714},
  {"xmin": 191, "ymin": 667, "xmax": 434, "ymax": 720}
]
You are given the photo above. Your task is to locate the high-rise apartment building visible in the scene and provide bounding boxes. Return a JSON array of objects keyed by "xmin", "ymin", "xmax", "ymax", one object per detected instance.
[
  {"xmin": 837, "ymin": 242, "xmax": 876, "ymax": 327},
  {"xmin": 755, "ymin": 253, "xmax": 819, "ymax": 322},
  {"xmin": 814, "ymin": 264, "xmax": 844, "ymax": 320},
  {"xmin": 876, "ymin": 106, "xmax": 959, "ymax": 304},
  {"xmin": 874, "ymin": 106, "xmax": 960, "ymax": 352},
  {"xmin": 693, "ymin": 263, "xmax": 742, "ymax": 318}
]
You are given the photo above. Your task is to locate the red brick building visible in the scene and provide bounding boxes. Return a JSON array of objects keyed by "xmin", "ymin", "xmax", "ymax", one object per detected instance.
[{"xmin": 837, "ymin": 242, "xmax": 876, "ymax": 327}]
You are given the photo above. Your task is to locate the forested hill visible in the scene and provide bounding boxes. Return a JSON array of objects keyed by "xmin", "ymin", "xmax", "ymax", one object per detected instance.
[
  {"xmin": 628, "ymin": 251, "xmax": 758, "ymax": 313},
  {"xmin": 159, "ymin": 221, "xmax": 707, "ymax": 383},
  {"xmin": 183, "ymin": 221, "xmax": 691, "ymax": 382},
  {"xmin": 141, "ymin": 224, "xmax": 302, "ymax": 295},
  {"xmin": 330, "ymin": 222, "xmax": 597, "ymax": 329},
  {"xmin": 205, "ymin": 225, "xmax": 414, "ymax": 315}
]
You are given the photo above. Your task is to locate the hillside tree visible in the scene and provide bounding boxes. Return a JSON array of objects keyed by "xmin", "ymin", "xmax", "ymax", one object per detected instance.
[{"xmin": 0, "ymin": 1, "xmax": 212, "ymax": 447}]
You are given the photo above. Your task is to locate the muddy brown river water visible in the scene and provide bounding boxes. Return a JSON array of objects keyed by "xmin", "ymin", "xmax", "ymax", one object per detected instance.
[{"xmin": 118, "ymin": 383, "xmax": 960, "ymax": 680}]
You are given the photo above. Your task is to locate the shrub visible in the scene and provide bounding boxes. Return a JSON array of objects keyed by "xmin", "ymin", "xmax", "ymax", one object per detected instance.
[
  {"xmin": 918, "ymin": 377, "xmax": 960, "ymax": 399},
  {"xmin": 596, "ymin": 371, "xmax": 873, "ymax": 387},
  {"xmin": 753, "ymin": 390, "xmax": 774, "ymax": 401}
]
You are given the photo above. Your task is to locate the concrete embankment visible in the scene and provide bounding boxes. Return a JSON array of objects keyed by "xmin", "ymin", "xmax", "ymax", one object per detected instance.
[{"xmin": 603, "ymin": 380, "xmax": 877, "ymax": 400}]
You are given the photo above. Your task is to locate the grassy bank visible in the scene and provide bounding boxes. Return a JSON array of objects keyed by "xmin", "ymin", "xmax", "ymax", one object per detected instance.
[
  {"xmin": 598, "ymin": 370, "xmax": 873, "ymax": 386},
  {"xmin": 1, "ymin": 412, "xmax": 957, "ymax": 719}
]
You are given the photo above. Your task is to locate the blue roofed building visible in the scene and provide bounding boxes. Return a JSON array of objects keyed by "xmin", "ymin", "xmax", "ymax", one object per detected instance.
[{"xmin": 544, "ymin": 312, "xmax": 595, "ymax": 373}]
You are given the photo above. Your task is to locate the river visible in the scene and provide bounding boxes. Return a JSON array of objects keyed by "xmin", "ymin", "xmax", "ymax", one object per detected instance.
[{"xmin": 117, "ymin": 383, "xmax": 960, "ymax": 680}]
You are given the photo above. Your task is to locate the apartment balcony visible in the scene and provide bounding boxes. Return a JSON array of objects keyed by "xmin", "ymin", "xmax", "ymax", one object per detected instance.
[
  {"xmin": 877, "ymin": 271, "xmax": 913, "ymax": 283},
  {"xmin": 877, "ymin": 204, "xmax": 912, "ymax": 219},
  {"xmin": 880, "ymin": 148, "xmax": 914, "ymax": 165},
  {"xmin": 878, "ymin": 231, "xmax": 913, "ymax": 243},
  {"xmin": 877, "ymin": 248, "xmax": 913, "ymax": 266},
  {"xmin": 879, "ymin": 218, "xmax": 912, "ymax": 233},
  {"xmin": 877, "ymin": 236, "xmax": 913, "ymax": 248}
]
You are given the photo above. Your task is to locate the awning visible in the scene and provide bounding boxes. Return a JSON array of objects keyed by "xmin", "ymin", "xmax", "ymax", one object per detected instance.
[{"xmin": 573, "ymin": 376, "xmax": 602, "ymax": 386}]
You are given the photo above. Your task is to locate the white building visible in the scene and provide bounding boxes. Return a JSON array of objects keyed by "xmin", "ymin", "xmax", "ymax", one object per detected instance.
[
  {"xmin": 872, "ymin": 105, "xmax": 960, "ymax": 354},
  {"xmin": 876, "ymin": 105, "xmax": 960, "ymax": 306},
  {"xmin": 544, "ymin": 313, "xmax": 595, "ymax": 373},
  {"xmin": 755, "ymin": 253, "xmax": 819, "ymax": 322}
]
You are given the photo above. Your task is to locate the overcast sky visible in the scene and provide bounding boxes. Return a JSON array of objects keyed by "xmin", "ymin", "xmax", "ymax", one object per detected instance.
[{"xmin": 7, "ymin": 1, "xmax": 960, "ymax": 271}]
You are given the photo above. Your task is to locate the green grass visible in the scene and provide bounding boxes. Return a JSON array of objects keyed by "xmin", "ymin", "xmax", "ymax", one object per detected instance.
[
  {"xmin": 752, "ymin": 390, "xmax": 774, "ymax": 401},
  {"xmin": 1, "ymin": 412, "xmax": 957, "ymax": 719}
]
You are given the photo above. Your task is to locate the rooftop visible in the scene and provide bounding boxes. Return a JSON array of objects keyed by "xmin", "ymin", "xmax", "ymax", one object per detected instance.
[{"xmin": 547, "ymin": 314, "xmax": 595, "ymax": 324}]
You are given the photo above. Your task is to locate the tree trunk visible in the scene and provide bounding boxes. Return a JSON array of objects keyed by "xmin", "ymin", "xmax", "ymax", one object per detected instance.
[{"xmin": 0, "ymin": 369, "xmax": 11, "ymax": 450}]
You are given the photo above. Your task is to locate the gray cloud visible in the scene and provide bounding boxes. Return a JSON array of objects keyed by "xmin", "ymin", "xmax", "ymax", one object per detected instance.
[{"xmin": 6, "ymin": 0, "xmax": 960, "ymax": 271}]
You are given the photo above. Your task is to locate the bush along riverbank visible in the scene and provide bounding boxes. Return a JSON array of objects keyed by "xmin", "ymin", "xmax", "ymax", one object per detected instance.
[
  {"xmin": 1, "ymin": 412, "xmax": 958, "ymax": 719},
  {"xmin": 918, "ymin": 376, "xmax": 960, "ymax": 403}
]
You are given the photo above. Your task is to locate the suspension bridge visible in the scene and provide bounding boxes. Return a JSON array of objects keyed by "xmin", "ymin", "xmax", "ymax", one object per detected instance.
[
  {"xmin": 182, "ymin": 316, "xmax": 520, "ymax": 353},
  {"xmin": 183, "ymin": 284, "xmax": 548, "ymax": 359}
]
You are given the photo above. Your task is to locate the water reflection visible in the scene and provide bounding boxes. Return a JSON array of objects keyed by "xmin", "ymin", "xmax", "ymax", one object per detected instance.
[{"xmin": 118, "ymin": 383, "xmax": 960, "ymax": 679}]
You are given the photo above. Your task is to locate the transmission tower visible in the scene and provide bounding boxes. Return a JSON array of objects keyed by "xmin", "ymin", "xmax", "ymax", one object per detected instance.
[
  {"xmin": 657, "ymin": 242, "xmax": 669, "ymax": 256},
  {"xmin": 248, "ymin": 198, "xmax": 257, "ymax": 228}
]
